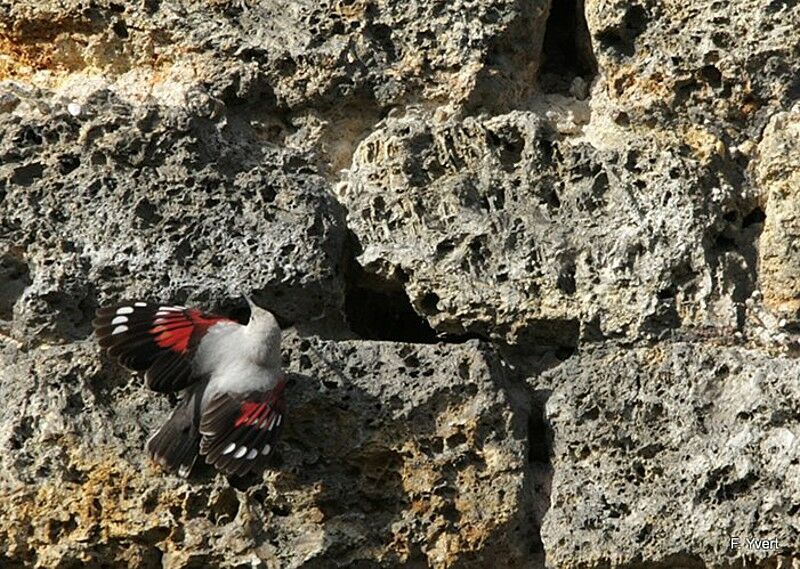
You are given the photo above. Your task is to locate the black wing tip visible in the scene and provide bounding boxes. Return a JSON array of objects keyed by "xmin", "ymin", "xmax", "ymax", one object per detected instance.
[
  {"xmin": 146, "ymin": 419, "xmax": 200, "ymax": 477},
  {"xmin": 148, "ymin": 453, "xmax": 197, "ymax": 478},
  {"xmin": 96, "ymin": 332, "xmax": 115, "ymax": 347},
  {"xmin": 205, "ymin": 453, "xmax": 265, "ymax": 478},
  {"xmin": 201, "ymin": 414, "xmax": 283, "ymax": 477},
  {"xmin": 94, "ymin": 301, "xmax": 155, "ymax": 318},
  {"xmin": 95, "ymin": 303, "xmax": 127, "ymax": 319}
]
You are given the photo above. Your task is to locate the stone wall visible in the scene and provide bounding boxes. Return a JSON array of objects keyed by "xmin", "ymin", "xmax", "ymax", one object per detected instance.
[{"xmin": 0, "ymin": 0, "xmax": 798, "ymax": 567}]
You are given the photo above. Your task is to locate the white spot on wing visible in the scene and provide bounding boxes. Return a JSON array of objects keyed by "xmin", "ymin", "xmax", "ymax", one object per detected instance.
[
  {"xmin": 234, "ymin": 446, "xmax": 248, "ymax": 459},
  {"xmin": 222, "ymin": 443, "xmax": 236, "ymax": 455},
  {"xmin": 111, "ymin": 315, "xmax": 128, "ymax": 325},
  {"xmin": 112, "ymin": 325, "xmax": 128, "ymax": 335},
  {"xmin": 268, "ymin": 415, "xmax": 279, "ymax": 431},
  {"xmin": 154, "ymin": 318, "xmax": 168, "ymax": 324},
  {"xmin": 246, "ymin": 449, "xmax": 257, "ymax": 460},
  {"xmin": 134, "ymin": 302, "xmax": 147, "ymax": 307},
  {"xmin": 116, "ymin": 306, "xmax": 134, "ymax": 315},
  {"xmin": 178, "ymin": 464, "xmax": 191, "ymax": 477},
  {"xmin": 262, "ymin": 444, "xmax": 271, "ymax": 455},
  {"xmin": 275, "ymin": 415, "xmax": 282, "ymax": 427},
  {"xmin": 159, "ymin": 306, "xmax": 184, "ymax": 312}
]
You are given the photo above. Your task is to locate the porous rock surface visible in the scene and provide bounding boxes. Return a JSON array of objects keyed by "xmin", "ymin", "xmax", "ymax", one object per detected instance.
[
  {"xmin": 541, "ymin": 342, "xmax": 800, "ymax": 568},
  {"xmin": 0, "ymin": 336, "xmax": 533, "ymax": 568},
  {"xmin": 1, "ymin": 0, "xmax": 799, "ymax": 567}
]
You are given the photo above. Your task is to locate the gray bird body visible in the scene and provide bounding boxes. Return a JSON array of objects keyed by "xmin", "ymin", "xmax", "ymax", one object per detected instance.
[
  {"xmin": 193, "ymin": 306, "xmax": 283, "ymax": 409},
  {"xmin": 94, "ymin": 296, "xmax": 286, "ymax": 477}
]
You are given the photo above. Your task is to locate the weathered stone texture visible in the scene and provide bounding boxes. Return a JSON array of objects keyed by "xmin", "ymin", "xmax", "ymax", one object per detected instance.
[
  {"xmin": 1, "ymin": 0, "xmax": 799, "ymax": 567},
  {"xmin": 755, "ymin": 105, "xmax": 800, "ymax": 320},
  {"xmin": 541, "ymin": 343, "xmax": 800, "ymax": 568},
  {"xmin": 0, "ymin": 89, "xmax": 348, "ymax": 341},
  {"xmin": 341, "ymin": 108, "xmax": 722, "ymax": 343},
  {"xmin": 1, "ymin": 337, "xmax": 534, "ymax": 568}
]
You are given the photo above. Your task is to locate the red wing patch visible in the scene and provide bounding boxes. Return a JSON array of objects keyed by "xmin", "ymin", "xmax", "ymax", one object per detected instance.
[
  {"xmin": 235, "ymin": 400, "xmax": 276, "ymax": 427},
  {"xmin": 94, "ymin": 301, "xmax": 235, "ymax": 393},
  {"xmin": 150, "ymin": 309, "xmax": 226, "ymax": 354},
  {"xmin": 199, "ymin": 381, "xmax": 286, "ymax": 477}
]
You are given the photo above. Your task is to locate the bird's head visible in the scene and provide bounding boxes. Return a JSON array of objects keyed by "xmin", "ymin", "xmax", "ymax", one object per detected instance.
[{"xmin": 244, "ymin": 294, "xmax": 282, "ymax": 366}]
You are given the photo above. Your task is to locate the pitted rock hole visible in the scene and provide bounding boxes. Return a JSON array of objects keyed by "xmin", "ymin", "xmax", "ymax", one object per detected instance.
[
  {"xmin": 0, "ymin": 251, "xmax": 31, "ymax": 320},
  {"xmin": 540, "ymin": 0, "xmax": 598, "ymax": 95},
  {"xmin": 345, "ymin": 261, "xmax": 440, "ymax": 343},
  {"xmin": 595, "ymin": 4, "xmax": 648, "ymax": 58}
]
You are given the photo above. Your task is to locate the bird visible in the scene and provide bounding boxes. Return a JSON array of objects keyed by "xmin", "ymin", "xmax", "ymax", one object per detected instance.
[{"xmin": 93, "ymin": 296, "xmax": 286, "ymax": 478}]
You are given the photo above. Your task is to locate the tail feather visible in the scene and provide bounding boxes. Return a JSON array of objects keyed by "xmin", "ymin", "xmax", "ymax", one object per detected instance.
[{"xmin": 146, "ymin": 397, "xmax": 200, "ymax": 477}]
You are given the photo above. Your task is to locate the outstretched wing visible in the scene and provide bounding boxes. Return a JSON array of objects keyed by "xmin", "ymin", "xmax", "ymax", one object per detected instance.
[
  {"xmin": 199, "ymin": 381, "xmax": 286, "ymax": 477},
  {"xmin": 94, "ymin": 301, "xmax": 235, "ymax": 393}
]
